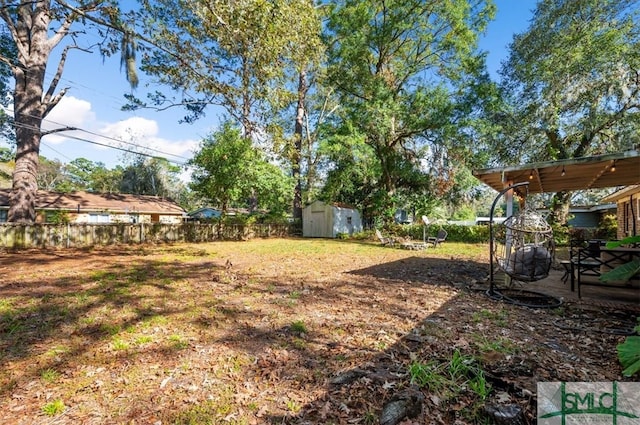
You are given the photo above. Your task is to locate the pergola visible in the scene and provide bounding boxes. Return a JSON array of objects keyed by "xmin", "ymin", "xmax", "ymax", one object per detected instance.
[
  {"xmin": 474, "ymin": 150, "xmax": 640, "ymax": 308},
  {"xmin": 473, "ymin": 150, "xmax": 640, "ymax": 195}
]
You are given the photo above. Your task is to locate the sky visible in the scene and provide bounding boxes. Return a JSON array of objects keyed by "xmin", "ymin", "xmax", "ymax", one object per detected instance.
[{"xmin": 1, "ymin": 0, "xmax": 539, "ymax": 171}]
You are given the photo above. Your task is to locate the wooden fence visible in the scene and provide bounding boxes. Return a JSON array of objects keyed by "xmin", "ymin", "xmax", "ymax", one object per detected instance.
[{"xmin": 0, "ymin": 222, "xmax": 298, "ymax": 249}]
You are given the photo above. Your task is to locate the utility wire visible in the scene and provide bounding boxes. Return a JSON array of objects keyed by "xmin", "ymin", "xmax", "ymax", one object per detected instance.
[
  {"xmin": 12, "ymin": 110, "xmax": 192, "ymax": 162},
  {"xmin": 11, "ymin": 121, "xmax": 187, "ymax": 166},
  {"xmin": 40, "ymin": 141, "xmax": 74, "ymax": 162}
]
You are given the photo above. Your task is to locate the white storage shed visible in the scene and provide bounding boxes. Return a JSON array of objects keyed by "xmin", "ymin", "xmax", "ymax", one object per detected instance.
[{"xmin": 302, "ymin": 201, "xmax": 363, "ymax": 238}]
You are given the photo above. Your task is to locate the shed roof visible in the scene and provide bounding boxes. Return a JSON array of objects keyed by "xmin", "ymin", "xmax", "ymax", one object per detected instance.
[
  {"xmin": 0, "ymin": 190, "xmax": 185, "ymax": 215},
  {"xmin": 473, "ymin": 150, "xmax": 640, "ymax": 194}
]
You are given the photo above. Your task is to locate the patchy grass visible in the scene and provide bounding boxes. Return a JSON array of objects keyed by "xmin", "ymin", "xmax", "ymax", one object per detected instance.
[{"xmin": 0, "ymin": 238, "xmax": 633, "ymax": 424}]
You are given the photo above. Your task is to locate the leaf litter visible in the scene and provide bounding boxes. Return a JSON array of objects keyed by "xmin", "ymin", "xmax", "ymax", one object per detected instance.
[{"xmin": 0, "ymin": 239, "xmax": 637, "ymax": 424}]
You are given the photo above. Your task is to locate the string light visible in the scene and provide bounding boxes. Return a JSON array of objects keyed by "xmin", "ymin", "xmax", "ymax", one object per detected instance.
[
  {"xmin": 529, "ymin": 170, "xmax": 534, "ymax": 180},
  {"xmin": 561, "ymin": 166, "xmax": 565, "ymax": 176},
  {"xmin": 611, "ymin": 161, "xmax": 616, "ymax": 172}
]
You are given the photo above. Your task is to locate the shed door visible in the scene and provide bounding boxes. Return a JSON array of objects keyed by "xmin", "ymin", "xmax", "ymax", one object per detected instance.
[{"xmin": 310, "ymin": 211, "xmax": 324, "ymax": 237}]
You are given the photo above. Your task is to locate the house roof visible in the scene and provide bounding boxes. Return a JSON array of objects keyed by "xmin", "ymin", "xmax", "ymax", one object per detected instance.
[
  {"xmin": 0, "ymin": 189, "xmax": 186, "ymax": 215},
  {"xmin": 187, "ymin": 207, "xmax": 256, "ymax": 217},
  {"xmin": 602, "ymin": 185, "xmax": 640, "ymax": 203},
  {"xmin": 473, "ymin": 150, "xmax": 640, "ymax": 194},
  {"xmin": 306, "ymin": 200, "xmax": 358, "ymax": 210}
]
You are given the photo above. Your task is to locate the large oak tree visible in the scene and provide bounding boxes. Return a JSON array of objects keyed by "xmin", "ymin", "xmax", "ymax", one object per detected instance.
[{"xmin": 498, "ymin": 0, "xmax": 640, "ymax": 223}]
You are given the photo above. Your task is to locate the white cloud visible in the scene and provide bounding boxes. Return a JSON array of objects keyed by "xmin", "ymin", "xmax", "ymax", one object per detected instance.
[
  {"xmin": 39, "ymin": 96, "xmax": 198, "ymax": 166},
  {"xmin": 42, "ymin": 96, "xmax": 95, "ymax": 142},
  {"xmin": 43, "ymin": 96, "xmax": 96, "ymax": 129},
  {"xmin": 100, "ymin": 116, "xmax": 159, "ymax": 140},
  {"xmin": 98, "ymin": 116, "xmax": 198, "ymax": 162}
]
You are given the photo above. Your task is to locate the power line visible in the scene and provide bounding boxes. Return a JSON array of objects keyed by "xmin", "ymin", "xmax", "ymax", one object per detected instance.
[
  {"xmin": 12, "ymin": 110, "xmax": 192, "ymax": 162},
  {"xmin": 40, "ymin": 141, "xmax": 74, "ymax": 162},
  {"xmin": 43, "ymin": 117, "xmax": 192, "ymax": 161},
  {"xmin": 11, "ymin": 121, "xmax": 187, "ymax": 166}
]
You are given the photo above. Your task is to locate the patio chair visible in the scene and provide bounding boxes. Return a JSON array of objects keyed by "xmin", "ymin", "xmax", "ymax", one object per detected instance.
[
  {"xmin": 427, "ymin": 228, "xmax": 447, "ymax": 248},
  {"xmin": 560, "ymin": 238, "xmax": 587, "ymax": 286},
  {"xmin": 375, "ymin": 229, "xmax": 396, "ymax": 247},
  {"xmin": 574, "ymin": 240, "xmax": 609, "ymax": 297}
]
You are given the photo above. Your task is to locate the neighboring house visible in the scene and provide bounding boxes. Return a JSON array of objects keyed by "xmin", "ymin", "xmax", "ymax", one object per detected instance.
[
  {"xmin": 187, "ymin": 207, "xmax": 253, "ymax": 221},
  {"xmin": 533, "ymin": 204, "xmax": 616, "ymax": 229},
  {"xmin": 566, "ymin": 204, "xmax": 617, "ymax": 228},
  {"xmin": 603, "ymin": 185, "xmax": 640, "ymax": 239},
  {"xmin": 394, "ymin": 208, "xmax": 413, "ymax": 224},
  {"xmin": 0, "ymin": 189, "xmax": 186, "ymax": 224},
  {"xmin": 475, "ymin": 217, "xmax": 508, "ymax": 226},
  {"xmin": 302, "ymin": 200, "xmax": 362, "ymax": 238},
  {"xmin": 188, "ymin": 207, "xmax": 223, "ymax": 221}
]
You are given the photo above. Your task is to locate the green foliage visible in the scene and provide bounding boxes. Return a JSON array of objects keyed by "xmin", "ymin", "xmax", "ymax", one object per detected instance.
[
  {"xmin": 0, "ymin": 146, "xmax": 13, "ymax": 162},
  {"xmin": 617, "ymin": 318, "xmax": 640, "ymax": 377},
  {"xmin": 605, "ymin": 235, "xmax": 640, "ymax": 249},
  {"xmin": 600, "ymin": 236, "xmax": 640, "ymax": 283},
  {"xmin": 451, "ymin": 205, "xmax": 476, "ymax": 221},
  {"xmin": 323, "ymin": 0, "xmax": 495, "ymax": 225},
  {"xmin": 389, "ymin": 223, "xmax": 489, "ymax": 244},
  {"xmin": 221, "ymin": 214, "xmax": 258, "ymax": 226},
  {"xmin": 46, "ymin": 210, "xmax": 70, "ymax": 225},
  {"xmin": 40, "ymin": 368, "xmax": 60, "ymax": 383},
  {"xmin": 37, "ymin": 157, "xmax": 69, "ymax": 192},
  {"xmin": 409, "ymin": 350, "xmax": 491, "ymax": 401},
  {"xmin": 131, "ymin": 0, "xmax": 322, "ymax": 132},
  {"xmin": 319, "ymin": 132, "xmax": 378, "ymax": 217},
  {"xmin": 440, "ymin": 225, "xmax": 490, "ymax": 244},
  {"xmin": 290, "ymin": 320, "xmax": 308, "ymax": 334},
  {"xmin": 551, "ymin": 224, "xmax": 570, "ymax": 247},
  {"xmin": 595, "ymin": 214, "xmax": 618, "ymax": 240},
  {"xmin": 119, "ymin": 156, "xmax": 185, "ymax": 199},
  {"xmin": 497, "ymin": 0, "xmax": 640, "ymax": 164},
  {"xmin": 600, "ymin": 260, "xmax": 640, "ymax": 283},
  {"xmin": 189, "ymin": 122, "xmax": 293, "ymax": 215},
  {"xmin": 42, "ymin": 399, "xmax": 65, "ymax": 416}
]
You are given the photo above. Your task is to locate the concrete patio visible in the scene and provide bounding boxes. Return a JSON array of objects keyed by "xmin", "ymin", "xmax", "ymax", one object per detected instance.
[{"xmin": 523, "ymin": 268, "xmax": 640, "ymax": 311}]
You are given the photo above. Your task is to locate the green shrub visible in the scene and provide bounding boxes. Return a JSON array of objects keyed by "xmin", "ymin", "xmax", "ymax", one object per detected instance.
[
  {"xmin": 595, "ymin": 214, "xmax": 617, "ymax": 240},
  {"xmin": 551, "ymin": 224, "xmax": 570, "ymax": 247},
  {"xmin": 379, "ymin": 223, "xmax": 490, "ymax": 244},
  {"xmin": 46, "ymin": 210, "xmax": 70, "ymax": 224}
]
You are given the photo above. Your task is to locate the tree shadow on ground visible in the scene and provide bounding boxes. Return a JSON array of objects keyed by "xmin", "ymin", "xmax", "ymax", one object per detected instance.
[{"xmin": 1, "ymin": 244, "xmax": 637, "ymax": 424}]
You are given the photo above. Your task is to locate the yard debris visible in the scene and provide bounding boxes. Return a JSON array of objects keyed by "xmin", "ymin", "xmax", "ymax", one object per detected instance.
[
  {"xmin": 0, "ymin": 242, "xmax": 636, "ymax": 424},
  {"xmin": 484, "ymin": 404, "xmax": 525, "ymax": 425},
  {"xmin": 379, "ymin": 386, "xmax": 424, "ymax": 425}
]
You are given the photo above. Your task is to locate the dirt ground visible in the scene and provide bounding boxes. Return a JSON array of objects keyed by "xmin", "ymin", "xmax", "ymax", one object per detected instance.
[{"xmin": 0, "ymin": 239, "xmax": 638, "ymax": 425}]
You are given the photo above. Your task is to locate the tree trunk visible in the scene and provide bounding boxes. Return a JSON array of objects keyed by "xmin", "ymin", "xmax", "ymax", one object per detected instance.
[
  {"xmin": 7, "ymin": 5, "xmax": 50, "ymax": 223},
  {"xmin": 549, "ymin": 190, "xmax": 572, "ymax": 225},
  {"xmin": 292, "ymin": 70, "xmax": 307, "ymax": 222},
  {"xmin": 10, "ymin": 86, "xmax": 43, "ymax": 222}
]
